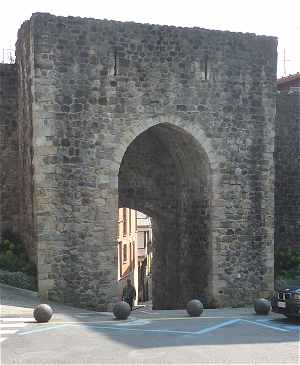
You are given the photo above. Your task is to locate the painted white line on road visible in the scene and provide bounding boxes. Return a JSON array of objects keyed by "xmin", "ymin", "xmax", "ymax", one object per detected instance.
[
  {"xmin": 0, "ymin": 323, "xmax": 27, "ymax": 328},
  {"xmin": 0, "ymin": 337, "xmax": 7, "ymax": 344},
  {"xmin": 241, "ymin": 319, "xmax": 290, "ymax": 332},
  {"xmin": 0, "ymin": 330, "xmax": 18, "ymax": 335},
  {"xmin": 19, "ymin": 324, "xmax": 69, "ymax": 336},
  {"xmin": 195, "ymin": 319, "xmax": 241, "ymax": 335},
  {"xmin": 0, "ymin": 318, "xmax": 34, "ymax": 322}
]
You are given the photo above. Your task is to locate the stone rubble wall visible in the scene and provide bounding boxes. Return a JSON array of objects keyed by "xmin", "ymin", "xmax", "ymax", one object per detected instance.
[
  {"xmin": 14, "ymin": 12, "xmax": 277, "ymax": 309},
  {"xmin": 15, "ymin": 20, "xmax": 36, "ymax": 262},
  {"xmin": 0, "ymin": 64, "xmax": 19, "ymax": 237},
  {"xmin": 275, "ymin": 92, "xmax": 300, "ymax": 250}
]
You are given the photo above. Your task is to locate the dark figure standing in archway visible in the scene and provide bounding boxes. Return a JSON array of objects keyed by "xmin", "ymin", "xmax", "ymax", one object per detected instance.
[{"xmin": 122, "ymin": 279, "xmax": 136, "ymax": 310}]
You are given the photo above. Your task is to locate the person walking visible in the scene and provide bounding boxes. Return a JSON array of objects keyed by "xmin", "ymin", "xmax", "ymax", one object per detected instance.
[{"xmin": 122, "ymin": 278, "xmax": 136, "ymax": 310}]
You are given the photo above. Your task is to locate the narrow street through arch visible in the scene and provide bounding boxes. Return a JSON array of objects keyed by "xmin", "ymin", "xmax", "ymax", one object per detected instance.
[{"xmin": 118, "ymin": 123, "xmax": 212, "ymax": 309}]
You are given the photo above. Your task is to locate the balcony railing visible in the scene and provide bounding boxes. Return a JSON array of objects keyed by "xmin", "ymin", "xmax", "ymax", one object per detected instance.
[{"xmin": 1, "ymin": 49, "xmax": 15, "ymax": 64}]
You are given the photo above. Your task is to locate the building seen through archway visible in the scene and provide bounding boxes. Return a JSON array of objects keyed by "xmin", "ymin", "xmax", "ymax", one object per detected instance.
[{"xmin": 117, "ymin": 208, "xmax": 153, "ymax": 306}]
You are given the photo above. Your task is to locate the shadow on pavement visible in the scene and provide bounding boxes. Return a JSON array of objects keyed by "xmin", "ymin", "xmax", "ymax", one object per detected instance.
[{"xmin": 1, "ymin": 283, "xmax": 299, "ymax": 350}]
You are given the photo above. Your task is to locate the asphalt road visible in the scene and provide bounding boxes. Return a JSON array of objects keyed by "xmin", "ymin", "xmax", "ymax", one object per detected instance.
[{"xmin": 1, "ymin": 285, "xmax": 299, "ymax": 364}]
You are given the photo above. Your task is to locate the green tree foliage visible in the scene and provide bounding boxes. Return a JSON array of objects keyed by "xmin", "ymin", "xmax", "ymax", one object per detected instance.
[
  {"xmin": 275, "ymin": 247, "xmax": 300, "ymax": 279},
  {"xmin": 0, "ymin": 231, "xmax": 36, "ymax": 276}
]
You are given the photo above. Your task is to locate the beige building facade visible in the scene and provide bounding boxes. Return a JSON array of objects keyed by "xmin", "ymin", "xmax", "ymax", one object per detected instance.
[
  {"xmin": 136, "ymin": 211, "xmax": 153, "ymax": 302},
  {"xmin": 117, "ymin": 208, "xmax": 138, "ymax": 304},
  {"xmin": 117, "ymin": 208, "xmax": 152, "ymax": 305}
]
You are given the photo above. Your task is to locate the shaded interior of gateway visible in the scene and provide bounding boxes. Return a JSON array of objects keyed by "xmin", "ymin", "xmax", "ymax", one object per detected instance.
[{"xmin": 118, "ymin": 123, "xmax": 211, "ymax": 309}]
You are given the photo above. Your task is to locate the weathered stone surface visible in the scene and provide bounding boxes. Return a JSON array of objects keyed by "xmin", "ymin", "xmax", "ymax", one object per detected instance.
[
  {"xmin": 113, "ymin": 301, "xmax": 131, "ymax": 320},
  {"xmin": 254, "ymin": 298, "xmax": 270, "ymax": 315},
  {"xmin": 0, "ymin": 12, "xmax": 277, "ymax": 310},
  {"xmin": 275, "ymin": 93, "xmax": 300, "ymax": 250},
  {"xmin": 33, "ymin": 303, "xmax": 53, "ymax": 322},
  {"xmin": 186, "ymin": 299, "xmax": 204, "ymax": 317},
  {"xmin": 0, "ymin": 64, "xmax": 19, "ymax": 236}
]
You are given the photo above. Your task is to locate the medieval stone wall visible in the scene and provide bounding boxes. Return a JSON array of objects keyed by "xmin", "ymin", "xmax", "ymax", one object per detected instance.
[
  {"xmin": 275, "ymin": 92, "xmax": 300, "ymax": 250},
  {"xmin": 0, "ymin": 64, "xmax": 19, "ymax": 236},
  {"xmin": 15, "ymin": 21, "xmax": 36, "ymax": 261},
  {"xmin": 14, "ymin": 13, "xmax": 276, "ymax": 309}
]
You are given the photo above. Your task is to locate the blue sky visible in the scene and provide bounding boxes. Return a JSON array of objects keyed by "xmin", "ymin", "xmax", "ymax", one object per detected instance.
[{"xmin": 1, "ymin": 0, "xmax": 299, "ymax": 77}]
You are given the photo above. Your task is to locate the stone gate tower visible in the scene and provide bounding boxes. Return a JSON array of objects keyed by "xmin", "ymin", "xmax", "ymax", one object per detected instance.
[{"xmin": 0, "ymin": 13, "xmax": 277, "ymax": 310}]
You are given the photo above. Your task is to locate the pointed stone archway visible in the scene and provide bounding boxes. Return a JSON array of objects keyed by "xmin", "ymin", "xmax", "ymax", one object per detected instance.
[{"xmin": 119, "ymin": 123, "xmax": 212, "ymax": 309}]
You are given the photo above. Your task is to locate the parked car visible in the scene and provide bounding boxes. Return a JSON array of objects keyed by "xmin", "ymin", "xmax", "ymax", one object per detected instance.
[{"xmin": 271, "ymin": 287, "xmax": 300, "ymax": 318}]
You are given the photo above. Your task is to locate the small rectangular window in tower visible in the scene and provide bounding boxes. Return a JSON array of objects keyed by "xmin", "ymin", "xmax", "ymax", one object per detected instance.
[
  {"xmin": 204, "ymin": 55, "xmax": 209, "ymax": 81},
  {"xmin": 114, "ymin": 50, "xmax": 117, "ymax": 76}
]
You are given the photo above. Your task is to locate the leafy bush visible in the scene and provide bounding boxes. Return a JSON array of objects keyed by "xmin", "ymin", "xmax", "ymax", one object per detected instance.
[
  {"xmin": 275, "ymin": 247, "xmax": 300, "ymax": 279},
  {"xmin": 0, "ymin": 269, "xmax": 37, "ymax": 290},
  {"xmin": 0, "ymin": 231, "xmax": 36, "ymax": 277}
]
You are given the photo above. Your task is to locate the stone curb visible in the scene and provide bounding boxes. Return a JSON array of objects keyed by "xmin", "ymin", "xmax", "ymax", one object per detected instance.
[{"xmin": 0, "ymin": 283, "xmax": 39, "ymax": 298}]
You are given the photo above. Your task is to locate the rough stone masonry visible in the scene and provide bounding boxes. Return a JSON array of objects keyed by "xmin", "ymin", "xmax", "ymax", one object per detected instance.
[
  {"xmin": 275, "ymin": 92, "xmax": 300, "ymax": 251},
  {"xmin": 0, "ymin": 13, "xmax": 277, "ymax": 310}
]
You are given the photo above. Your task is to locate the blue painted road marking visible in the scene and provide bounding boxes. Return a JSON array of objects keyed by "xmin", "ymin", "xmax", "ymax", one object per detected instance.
[
  {"xmin": 257, "ymin": 319, "xmax": 300, "ymax": 331},
  {"xmin": 18, "ymin": 319, "xmax": 242, "ymax": 337},
  {"xmin": 81, "ymin": 325, "xmax": 194, "ymax": 335},
  {"xmin": 286, "ymin": 326, "xmax": 300, "ymax": 331},
  {"xmin": 18, "ymin": 317, "xmax": 297, "ymax": 337},
  {"xmin": 19, "ymin": 324, "xmax": 70, "ymax": 336},
  {"xmin": 194, "ymin": 319, "xmax": 241, "ymax": 335},
  {"xmin": 241, "ymin": 319, "xmax": 289, "ymax": 332},
  {"xmin": 69, "ymin": 319, "xmax": 241, "ymax": 336}
]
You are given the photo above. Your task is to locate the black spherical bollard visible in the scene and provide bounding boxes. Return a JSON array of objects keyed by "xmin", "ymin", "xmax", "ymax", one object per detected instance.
[
  {"xmin": 33, "ymin": 304, "xmax": 53, "ymax": 323},
  {"xmin": 254, "ymin": 298, "xmax": 271, "ymax": 315},
  {"xmin": 186, "ymin": 299, "xmax": 204, "ymax": 317},
  {"xmin": 113, "ymin": 301, "xmax": 131, "ymax": 320}
]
